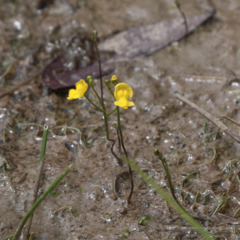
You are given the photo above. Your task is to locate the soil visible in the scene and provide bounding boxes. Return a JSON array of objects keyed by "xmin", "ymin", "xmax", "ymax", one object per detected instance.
[{"xmin": 1, "ymin": 0, "xmax": 240, "ymax": 239}]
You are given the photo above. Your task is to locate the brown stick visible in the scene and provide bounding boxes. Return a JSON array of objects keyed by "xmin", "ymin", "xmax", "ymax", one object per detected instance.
[
  {"xmin": 175, "ymin": 93, "xmax": 240, "ymax": 143},
  {"xmin": 221, "ymin": 115, "xmax": 240, "ymax": 128}
]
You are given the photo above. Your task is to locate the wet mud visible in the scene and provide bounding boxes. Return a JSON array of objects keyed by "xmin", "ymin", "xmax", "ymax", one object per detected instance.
[{"xmin": 1, "ymin": 0, "xmax": 240, "ymax": 239}]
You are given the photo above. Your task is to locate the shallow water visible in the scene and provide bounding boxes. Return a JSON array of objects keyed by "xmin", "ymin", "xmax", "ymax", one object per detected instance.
[{"xmin": 1, "ymin": 0, "xmax": 240, "ymax": 239}]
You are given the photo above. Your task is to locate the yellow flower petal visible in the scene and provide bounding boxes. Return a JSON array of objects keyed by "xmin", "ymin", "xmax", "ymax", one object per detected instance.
[
  {"xmin": 76, "ymin": 79, "xmax": 88, "ymax": 91},
  {"xmin": 127, "ymin": 101, "xmax": 135, "ymax": 107},
  {"xmin": 67, "ymin": 79, "xmax": 88, "ymax": 100},
  {"xmin": 114, "ymin": 83, "xmax": 134, "ymax": 109},
  {"xmin": 67, "ymin": 89, "xmax": 81, "ymax": 100},
  {"xmin": 114, "ymin": 98, "xmax": 135, "ymax": 109},
  {"xmin": 114, "ymin": 83, "xmax": 133, "ymax": 100}
]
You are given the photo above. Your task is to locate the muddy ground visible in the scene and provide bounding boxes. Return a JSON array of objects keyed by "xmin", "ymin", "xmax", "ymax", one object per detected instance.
[{"xmin": 1, "ymin": 0, "xmax": 240, "ymax": 239}]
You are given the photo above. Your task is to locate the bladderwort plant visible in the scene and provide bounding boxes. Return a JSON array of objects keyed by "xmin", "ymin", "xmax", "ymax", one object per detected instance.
[
  {"xmin": 67, "ymin": 31, "xmax": 134, "ymax": 203},
  {"xmin": 67, "ymin": 30, "xmax": 213, "ymax": 239}
]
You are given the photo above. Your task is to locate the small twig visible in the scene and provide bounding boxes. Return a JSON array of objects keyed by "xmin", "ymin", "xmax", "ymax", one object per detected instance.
[
  {"xmin": 0, "ymin": 70, "xmax": 41, "ymax": 99},
  {"xmin": 9, "ymin": 177, "xmax": 16, "ymax": 192},
  {"xmin": 175, "ymin": 93, "xmax": 240, "ymax": 143},
  {"xmin": 0, "ymin": 155, "xmax": 16, "ymax": 170},
  {"xmin": 17, "ymin": 173, "xmax": 28, "ymax": 184},
  {"xmin": 211, "ymin": 193, "xmax": 229, "ymax": 216},
  {"xmin": 149, "ymin": 224, "xmax": 237, "ymax": 232},
  {"xmin": 205, "ymin": 147, "xmax": 217, "ymax": 165},
  {"xmin": 0, "ymin": 61, "xmax": 15, "ymax": 80},
  {"xmin": 221, "ymin": 115, "xmax": 240, "ymax": 128}
]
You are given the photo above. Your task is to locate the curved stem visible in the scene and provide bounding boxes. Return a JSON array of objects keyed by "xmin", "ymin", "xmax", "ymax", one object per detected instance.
[
  {"xmin": 116, "ymin": 107, "xmax": 134, "ymax": 203},
  {"xmin": 103, "ymin": 112, "xmax": 122, "ymax": 165}
]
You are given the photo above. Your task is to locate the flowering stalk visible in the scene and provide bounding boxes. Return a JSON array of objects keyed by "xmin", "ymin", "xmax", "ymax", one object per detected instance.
[
  {"xmin": 110, "ymin": 75, "xmax": 135, "ymax": 203},
  {"xmin": 92, "ymin": 30, "xmax": 105, "ymax": 110},
  {"xmin": 116, "ymin": 106, "xmax": 134, "ymax": 203},
  {"xmin": 88, "ymin": 77, "xmax": 122, "ymax": 165},
  {"xmin": 67, "ymin": 31, "xmax": 135, "ymax": 202},
  {"xmin": 67, "ymin": 77, "xmax": 122, "ymax": 165}
]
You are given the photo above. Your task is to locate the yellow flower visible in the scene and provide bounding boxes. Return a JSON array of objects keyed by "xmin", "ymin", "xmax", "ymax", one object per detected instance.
[
  {"xmin": 67, "ymin": 79, "xmax": 88, "ymax": 100},
  {"xmin": 114, "ymin": 83, "xmax": 135, "ymax": 109}
]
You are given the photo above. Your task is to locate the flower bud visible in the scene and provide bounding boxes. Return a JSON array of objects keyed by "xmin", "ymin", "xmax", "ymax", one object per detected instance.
[
  {"xmin": 154, "ymin": 149, "xmax": 160, "ymax": 156},
  {"xmin": 111, "ymin": 75, "xmax": 118, "ymax": 86},
  {"xmin": 87, "ymin": 75, "xmax": 94, "ymax": 87},
  {"xmin": 105, "ymin": 79, "xmax": 111, "ymax": 88}
]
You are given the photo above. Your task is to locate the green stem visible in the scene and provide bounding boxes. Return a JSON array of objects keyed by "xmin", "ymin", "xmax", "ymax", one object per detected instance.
[
  {"xmin": 107, "ymin": 107, "xmax": 117, "ymax": 116},
  {"xmin": 12, "ymin": 165, "xmax": 72, "ymax": 240},
  {"xmin": 154, "ymin": 150, "xmax": 185, "ymax": 211},
  {"xmin": 125, "ymin": 158, "xmax": 213, "ymax": 240},
  {"xmin": 40, "ymin": 125, "xmax": 48, "ymax": 162},
  {"xmin": 93, "ymin": 40, "xmax": 105, "ymax": 111},
  {"xmin": 91, "ymin": 32, "xmax": 122, "ymax": 165},
  {"xmin": 113, "ymin": 123, "xmax": 121, "ymax": 152},
  {"xmin": 90, "ymin": 85, "xmax": 105, "ymax": 111},
  {"xmin": 103, "ymin": 113, "xmax": 110, "ymax": 139},
  {"xmin": 106, "ymin": 85, "xmax": 117, "ymax": 116},
  {"xmin": 107, "ymin": 86, "xmax": 115, "ymax": 98},
  {"xmin": 85, "ymin": 94, "xmax": 103, "ymax": 112},
  {"xmin": 23, "ymin": 125, "xmax": 49, "ymax": 240}
]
